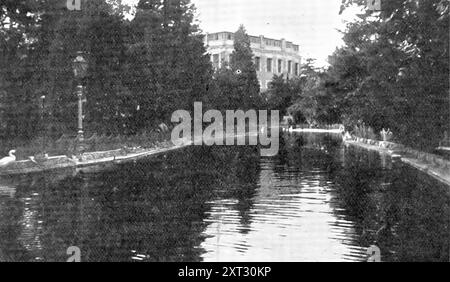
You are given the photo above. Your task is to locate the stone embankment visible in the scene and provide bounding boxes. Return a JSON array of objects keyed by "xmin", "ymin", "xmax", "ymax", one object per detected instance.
[
  {"xmin": 0, "ymin": 140, "xmax": 189, "ymax": 176},
  {"xmin": 344, "ymin": 137, "xmax": 450, "ymax": 186}
]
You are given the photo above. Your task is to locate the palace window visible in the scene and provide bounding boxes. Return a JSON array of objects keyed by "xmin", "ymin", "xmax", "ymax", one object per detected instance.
[
  {"xmin": 255, "ymin": 57, "xmax": 261, "ymax": 71},
  {"xmin": 288, "ymin": 60, "xmax": 292, "ymax": 74},
  {"xmin": 250, "ymin": 37, "xmax": 260, "ymax": 44},
  {"xmin": 295, "ymin": 63, "xmax": 299, "ymax": 76},
  {"xmin": 278, "ymin": 59, "xmax": 282, "ymax": 73},
  {"xmin": 267, "ymin": 58, "xmax": 273, "ymax": 72},
  {"xmin": 208, "ymin": 34, "xmax": 219, "ymax": 41}
]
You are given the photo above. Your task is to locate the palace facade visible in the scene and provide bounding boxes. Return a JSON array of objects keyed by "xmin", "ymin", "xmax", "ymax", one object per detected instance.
[{"xmin": 205, "ymin": 32, "xmax": 302, "ymax": 91}]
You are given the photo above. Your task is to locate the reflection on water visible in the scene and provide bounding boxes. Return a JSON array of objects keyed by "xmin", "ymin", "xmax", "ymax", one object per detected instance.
[{"xmin": 0, "ymin": 133, "xmax": 448, "ymax": 262}]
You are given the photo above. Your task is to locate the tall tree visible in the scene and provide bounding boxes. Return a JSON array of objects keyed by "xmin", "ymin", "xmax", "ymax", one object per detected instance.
[
  {"xmin": 1, "ymin": 0, "xmax": 134, "ymax": 138},
  {"xmin": 0, "ymin": 0, "xmax": 50, "ymax": 140},
  {"xmin": 329, "ymin": 0, "xmax": 449, "ymax": 150},
  {"xmin": 265, "ymin": 74, "xmax": 292, "ymax": 116},
  {"xmin": 126, "ymin": 0, "xmax": 212, "ymax": 132},
  {"xmin": 229, "ymin": 25, "xmax": 261, "ymax": 110}
]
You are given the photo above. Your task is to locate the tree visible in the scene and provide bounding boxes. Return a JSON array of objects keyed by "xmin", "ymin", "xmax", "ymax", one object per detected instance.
[
  {"xmin": 267, "ymin": 59, "xmax": 337, "ymax": 126},
  {"xmin": 209, "ymin": 25, "xmax": 261, "ymax": 112},
  {"xmin": 1, "ymin": 0, "xmax": 212, "ymax": 139},
  {"xmin": 83, "ymin": 3, "xmax": 131, "ymax": 134},
  {"xmin": 265, "ymin": 75, "xmax": 292, "ymax": 116},
  {"xmin": 0, "ymin": 0, "xmax": 50, "ymax": 139},
  {"xmin": 208, "ymin": 66, "xmax": 242, "ymax": 111},
  {"xmin": 287, "ymin": 67, "xmax": 321, "ymax": 126},
  {"xmin": 126, "ymin": 0, "xmax": 212, "ymax": 133},
  {"xmin": 229, "ymin": 25, "xmax": 261, "ymax": 110},
  {"xmin": 329, "ymin": 0, "xmax": 449, "ymax": 150},
  {"xmin": 0, "ymin": 0, "xmax": 133, "ymax": 138}
]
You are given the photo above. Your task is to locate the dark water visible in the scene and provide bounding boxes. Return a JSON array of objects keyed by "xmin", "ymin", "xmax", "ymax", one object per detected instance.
[{"xmin": 0, "ymin": 133, "xmax": 449, "ymax": 262}]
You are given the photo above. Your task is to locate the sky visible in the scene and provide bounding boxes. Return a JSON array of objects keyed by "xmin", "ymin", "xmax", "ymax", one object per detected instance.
[{"xmin": 124, "ymin": 0, "xmax": 360, "ymax": 67}]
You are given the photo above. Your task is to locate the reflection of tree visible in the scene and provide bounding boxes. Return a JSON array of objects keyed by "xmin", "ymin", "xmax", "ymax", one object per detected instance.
[
  {"xmin": 70, "ymin": 150, "xmax": 219, "ymax": 262},
  {"xmin": 37, "ymin": 175, "xmax": 85, "ymax": 262},
  {"xmin": 332, "ymin": 147, "xmax": 399, "ymax": 251},
  {"xmin": 275, "ymin": 133, "xmax": 342, "ymax": 177},
  {"xmin": 382, "ymin": 165, "xmax": 450, "ymax": 262},
  {"xmin": 1, "ymin": 146, "xmax": 258, "ymax": 261},
  {"xmin": 0, "ymin": 148, "xmax": 227, "ymax": 262},
  {"xmin": 203, "ymin": 146, "xmax": 261, "ymax": 235},
  {"xmin": 333, "ymin": 146, "xmax": 450, "ymax": 262},
  {"xmin": 232, "ymin": 148, "xmax": 260, "ymax": 234},
  {"xmin": 0, "ymin": 193, "xmax": 27, "ymax": 262}
]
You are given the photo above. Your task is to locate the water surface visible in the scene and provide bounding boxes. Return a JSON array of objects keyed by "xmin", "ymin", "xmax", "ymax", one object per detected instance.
[{"xmin": 0, "ymin": 133, "xmax": 448, "ymax": 262}]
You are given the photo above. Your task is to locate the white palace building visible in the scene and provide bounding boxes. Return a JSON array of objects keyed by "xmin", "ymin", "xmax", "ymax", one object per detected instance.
[{"xmin": 205, "ymin": 31, "xmax": 302, "ymax": 91}]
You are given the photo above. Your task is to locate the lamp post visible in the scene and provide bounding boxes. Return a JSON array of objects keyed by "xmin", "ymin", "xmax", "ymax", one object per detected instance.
[{"xmin": 73, "ymin": 52, "xmax": 88, "ymax": 153}]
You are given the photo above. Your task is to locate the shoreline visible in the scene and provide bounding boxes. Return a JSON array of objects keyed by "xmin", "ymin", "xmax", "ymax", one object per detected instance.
[
  {"xmin": 344, "ymin": 138, "xmax": 450, "ymax": 187},
  {"xmin": 0, "ymin": 133, "xmax": 253, "ymax": 177},
  {"xmin": 0, "ymin": 141, "xmax": 192, "ymax": 177},
  {"xmin": 2, "ymin": 131, "xmax": 449, "ymax": 187}
]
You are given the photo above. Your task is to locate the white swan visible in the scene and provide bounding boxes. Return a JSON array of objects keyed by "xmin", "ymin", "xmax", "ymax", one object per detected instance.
[{"xmin": 0, "ymin": 150, "xmax": 16, "ymax": 167}]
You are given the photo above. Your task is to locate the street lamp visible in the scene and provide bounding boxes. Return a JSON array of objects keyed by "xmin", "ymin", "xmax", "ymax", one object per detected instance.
[{"xmin": 73, "ymin": 51, "xmax": 88, "ymax": 152}]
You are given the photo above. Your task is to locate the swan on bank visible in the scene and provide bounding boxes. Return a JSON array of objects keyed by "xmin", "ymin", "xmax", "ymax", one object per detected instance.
[{"xmin": 0, "ymin": 150, "xmax": 16, "ymax": 167}]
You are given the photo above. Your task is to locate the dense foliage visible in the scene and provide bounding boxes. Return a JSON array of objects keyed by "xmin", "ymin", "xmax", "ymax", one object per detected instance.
[
  {"xmin": 265, "ymin": 59, "xmax": 341, "ymax": 126},
  {"xmin": 2, "ymin": 0, "xmax": 448, "ymax": 152},
  {"xmin": 332, "ymin": 0, "xmax": 449, "ymax": 150},
  {"xmin": 272, "ymin": 0, "xmax": 449, "ymax": 150},
  {"xmin": 0, "ymin": 0, "xmax": 212, "ymax": 140}
]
